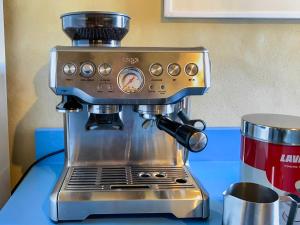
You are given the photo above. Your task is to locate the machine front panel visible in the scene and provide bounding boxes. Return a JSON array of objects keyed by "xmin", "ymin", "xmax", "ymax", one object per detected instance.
[{"xmin": 50, "ymin": 47, "xmax": 210, "ymax": 104}]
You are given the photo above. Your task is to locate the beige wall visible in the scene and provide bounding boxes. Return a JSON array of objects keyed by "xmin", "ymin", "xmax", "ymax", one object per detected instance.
[{"xmin": 4, "ymin": 0, "xmax": 300, "ymax": 187}]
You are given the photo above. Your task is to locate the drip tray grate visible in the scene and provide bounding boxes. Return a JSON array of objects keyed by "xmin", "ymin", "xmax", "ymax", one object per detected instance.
[{"xmin": 64, "ymin": 166, "xmax": 195, "ymax": 191}]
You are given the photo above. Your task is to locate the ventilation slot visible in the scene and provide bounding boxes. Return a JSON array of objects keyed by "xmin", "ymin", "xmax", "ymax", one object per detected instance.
[
  {"xmin": 65, "ymin": 167, "xmax": 102, "ymax": 191},
  {"xmin": 101, "ymin": 167, "xmax": 127, "ymax": 185}
]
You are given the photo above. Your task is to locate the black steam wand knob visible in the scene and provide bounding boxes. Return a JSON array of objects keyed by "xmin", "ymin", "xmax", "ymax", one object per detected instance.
[{"xmin": 156, "ymin": 116, "xmax": 208, "ymax": 153}]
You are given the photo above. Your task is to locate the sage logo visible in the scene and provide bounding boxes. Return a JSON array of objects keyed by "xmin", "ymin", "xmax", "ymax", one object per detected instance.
[
  {"xmin": 122, "ymin": 57, "xmax": 139, "ymax": 64},
  {"xmin": 280, "ymin": 154, "xmax": 300, "ymax": 163}
]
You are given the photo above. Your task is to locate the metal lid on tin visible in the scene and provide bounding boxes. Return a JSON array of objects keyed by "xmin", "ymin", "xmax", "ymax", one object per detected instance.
[{"xmin": 241, "ymin": 113, "xmax": 300, "ymax": 146}]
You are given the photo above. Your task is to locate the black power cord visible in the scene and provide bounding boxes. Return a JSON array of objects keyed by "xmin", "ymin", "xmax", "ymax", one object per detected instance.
[{"xmin": 11, "ymin": 149, "xmax": 64, "ymax": 194}]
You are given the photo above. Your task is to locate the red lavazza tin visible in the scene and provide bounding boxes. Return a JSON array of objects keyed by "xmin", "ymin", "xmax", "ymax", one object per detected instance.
[{"xmin": 241, "ymin": 114, "xmax": 300, "ymax": 196}]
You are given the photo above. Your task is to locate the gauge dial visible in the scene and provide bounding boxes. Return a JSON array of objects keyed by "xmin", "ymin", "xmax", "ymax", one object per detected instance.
[{"xmin": 118, "ymin": 67, "xmax": 145, "ymax": 94}]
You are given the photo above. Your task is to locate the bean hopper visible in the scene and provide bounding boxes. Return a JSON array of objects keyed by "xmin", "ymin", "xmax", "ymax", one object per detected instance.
[{"xmin": 49, "ymin": 11, "xmax": 211, "ymax": 221}]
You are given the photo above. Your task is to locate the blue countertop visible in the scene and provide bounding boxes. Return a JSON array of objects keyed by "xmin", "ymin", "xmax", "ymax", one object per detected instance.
[{"xmin": 0, "ymin": 128, "xmax": 241, "ymax": 225}]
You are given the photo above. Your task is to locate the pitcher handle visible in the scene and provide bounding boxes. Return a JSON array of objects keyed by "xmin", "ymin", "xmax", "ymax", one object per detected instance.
[{"xmin": 279, "ymin": 195, "xmax": 300, "ymax": 225}]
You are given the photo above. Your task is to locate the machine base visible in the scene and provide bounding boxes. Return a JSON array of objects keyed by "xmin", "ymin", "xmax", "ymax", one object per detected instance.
[{"xmin": 50, "ymin": 166, "xmax": 209, "ymax": 221}]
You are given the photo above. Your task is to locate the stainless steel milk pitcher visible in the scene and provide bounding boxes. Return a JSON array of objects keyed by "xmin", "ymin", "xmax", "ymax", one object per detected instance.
[{"xmin": 223, "ymin": 182, "xmax": 300, "ymax": 225}]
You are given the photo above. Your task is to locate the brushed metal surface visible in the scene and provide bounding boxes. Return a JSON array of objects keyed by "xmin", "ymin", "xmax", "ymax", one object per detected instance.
[
  {"xmin": 65, "ymin": 103, "xmax": 185, "ymax": 167},
  {"xmin": 49, "ymin": 166, "xmax": 68, "ymax": 221},
  {"xmin": 49, "ymin": 45, "xmax": 211, "ymax": 221},
  {"xmin": 50, "ymin": 46, "xmax": 210, "ymax": 105},
  {"xmin": 137, "ymin": 104, "xmax": 175, "ymax": 119},
  {"xmin": 88, "ymin": 104, "xmax": 121, "ymax": 114},
  {"xmin": 50, "ymin": 165, "xmax": 209, "ymax": 221},
  {"xmin": 241, "ymin": 113, "xmax": 300, "ymax": 146},
  {"xmin": 64, "ymin": 166, "xmax": 195, "ymax": 190},
  {"xmin": 223, "ymin": 182, "xmax": 279, "ymax": 225}
]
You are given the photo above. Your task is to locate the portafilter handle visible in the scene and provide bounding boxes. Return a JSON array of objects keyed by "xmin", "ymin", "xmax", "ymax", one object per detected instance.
[
  {"xmin": 177, "ymin": 110, "xmax": 206, "ymax": 131},
  {"xmin": 156, "ymin": 116, "xmax": 208, "ymax": 153}
]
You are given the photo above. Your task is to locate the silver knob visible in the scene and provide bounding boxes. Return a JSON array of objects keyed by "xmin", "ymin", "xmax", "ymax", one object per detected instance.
[
  {"xmin": 149, "ymin": 63, "xmax": 163, "ymax": 76},
  {"xmin": 185, "ymin": 63, "xmax": 198, "ymax": 76},
  {"xmin": 98, "ymin": 63, "xmax": 112, "ymax": 76},
  {"xmin": 189, "ymin": 132, "xmax": 208, "ymax": 152},
  {"xmin": 168, "ymin": 63, "xmax": 181, "ymax": 76},
  {"xmin": 80, "ymin": 62, "xmax": 95, "ymax": 77},
  {"xmin": 63, "ymin": 63, "xmax": 76, "ymax": 75}
]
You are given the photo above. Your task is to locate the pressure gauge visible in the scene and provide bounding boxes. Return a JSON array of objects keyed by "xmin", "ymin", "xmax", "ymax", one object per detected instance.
[{"xmin": 118, "ymin": 67, "xmax": 145, "ymax": 94}]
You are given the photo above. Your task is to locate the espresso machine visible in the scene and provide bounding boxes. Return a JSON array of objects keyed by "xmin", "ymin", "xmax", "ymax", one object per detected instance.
[{"xmin": 49, "ymin": 11, "xmax": 211, "ymax": 221}]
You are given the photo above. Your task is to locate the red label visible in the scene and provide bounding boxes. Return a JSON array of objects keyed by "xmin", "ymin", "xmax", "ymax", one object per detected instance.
[
  {"xmin": 241, "ymin": 136, "xmax": 268, "ymax": 170},
  {"xmin": 242, "ymin": 136, "xmax": 300, "ymax": 196}
]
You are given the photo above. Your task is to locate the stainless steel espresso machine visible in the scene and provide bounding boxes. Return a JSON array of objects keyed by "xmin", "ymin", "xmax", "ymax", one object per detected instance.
[{"xmin": 49, "ymin": 11, "xmax": 211, "ymax": 221}]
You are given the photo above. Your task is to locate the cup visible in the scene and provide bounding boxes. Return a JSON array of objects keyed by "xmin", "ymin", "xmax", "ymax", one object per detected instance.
[{"xmin": 223, "ymin": 182, "xmax": 300, "ymax": 225}]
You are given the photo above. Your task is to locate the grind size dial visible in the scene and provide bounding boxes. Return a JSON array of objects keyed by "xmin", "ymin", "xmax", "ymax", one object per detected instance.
[{"xmin": 117, "ymin": 67, "xmax": 145, "ymax": 93}]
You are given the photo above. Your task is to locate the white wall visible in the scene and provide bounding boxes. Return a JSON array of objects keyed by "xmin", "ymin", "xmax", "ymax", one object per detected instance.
[{"xmin": 0, "ymin": 0, "xmax": 10, "ymax": 207}]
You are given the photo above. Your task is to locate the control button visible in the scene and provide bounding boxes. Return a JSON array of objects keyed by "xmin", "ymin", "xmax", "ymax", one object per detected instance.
[
  {"xmin": 149, "ymin": 63, "xmax": 163, "ymax": 76},
  {"xmin": 98, "ymin": 63, "xmax": 112, "ymax": 76},
  {"xmin": 63, "ymin": 63, "xmax": 76, "ymax": 76},
  {"xmin": 185, "ymin": 63, "xmax": 198, "ymax": 76},
  {"xmin": 80, "ymin": 62, "xmax": 95, "ymax": 78},
  {"xmin": 160, "ymin": 84, "xmax": 166, "ymax": 90},
  {"xmin": 149, "ymin": 84, "xmax": 154, "ymax": 90},
  {"xmin": 168, "ymin": 63, "xmax": 181, "ymax": 76}
]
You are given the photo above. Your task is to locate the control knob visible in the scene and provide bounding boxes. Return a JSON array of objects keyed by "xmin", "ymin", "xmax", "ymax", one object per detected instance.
[
  {"xmin": 150, "ymin": 63, "xmax": 163, "ymax": 76},
  {"xmin": 98, "ymin": 63, "xmax": 112, "ymax": 76},
  {"xmin": 63, "ymin": 63, "xmax": 76, "ymax": 75},
  {"xmin": 80, "ymin": 62, "xmax": 95, "ymax": 78},
  {"xmin": 168, "ymin": 63, "xmax": 181, "ymax": 76},
  {"xmin": 185, "ymin": 63, "xmax": 198, "ymax": 76}
]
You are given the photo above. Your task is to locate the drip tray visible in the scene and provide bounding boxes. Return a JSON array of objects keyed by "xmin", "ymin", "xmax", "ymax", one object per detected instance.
[
  {"xmin": 54, "ymin": 165, "xmax": 209, "ymax": 220},
  {"xmin": 63, "ymin": 166, "xmax": 196, "ymax": 191}
]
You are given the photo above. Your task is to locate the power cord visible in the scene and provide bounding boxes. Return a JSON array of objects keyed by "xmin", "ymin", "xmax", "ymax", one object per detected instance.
[{"xmin": 11, "ymin": 149, "xmax": 64, "ymax": 194}]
